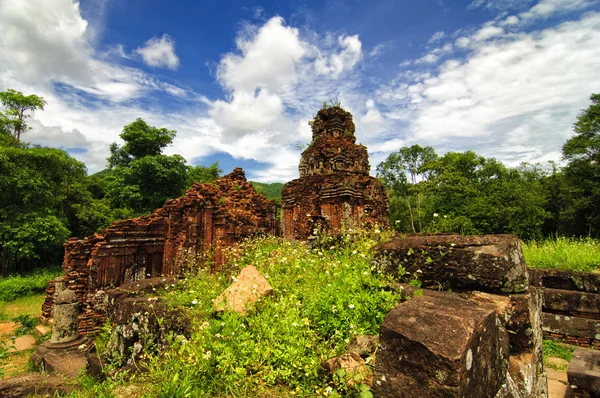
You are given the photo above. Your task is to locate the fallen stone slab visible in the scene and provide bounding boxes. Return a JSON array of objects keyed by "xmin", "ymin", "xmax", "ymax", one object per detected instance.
[
  {"xmin": 0, "ymin": 373, "xmax": 78, "ymax": 397},
  {"xmin": 7, "ymin": 335, "xmax": 36, "ymax": 352},
  {"xmin": 213, "ymin": 265, "xmax": 273, "ymax": 315},
  {"xmin": 374, "ymin": 234, "xmax": 529, "ymax": 293},
  {"xmin": 373, "ymin": 290, "xmax": 509, "ymax": 397},
  {"xmin": 542, "ymin": 313, "xmax": 600, "ymax": 341},
  {"xmin": 568, "ymin": 348, "xmax": 600, "ymax": 395}
]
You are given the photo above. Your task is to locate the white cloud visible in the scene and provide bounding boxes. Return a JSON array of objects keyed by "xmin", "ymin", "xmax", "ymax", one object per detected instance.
[
  {"xmin": 428, "ymin": 31, "xmax": 446, "ymax": 44},
  {"xmin": 377, "ymin": 12, "xmax": 600, "ymax": 167},
  {"xmin": 520, "ymin": 0, "xmax": 596, "ymax": 20},
  {"xmin": 314, "ymin": 34, "xmax": 362, "ymax": 79},
  {"xmin": 217, "ymin": 17, "xmax": 308, "ymax": 92},
  {"xmin": 134, "ymin": 34, "xmax": 180, "ymax": 70},
  {"xmin": 210, "ymin": 90, "xmax": 283, "ymax": 138},
  {"xmin": 467, "ymin": 0, "xmax": 536, "ymax": 11},
  {"xmin": 473, "ymin": 26, "xmax": 505, "ymax": 41},
  {"xmin": 415, "ymin": 54, "xmax": 440, "ymax": 64},
  {"xmin": 0, "ymin": 0, "xmax": 92, "ymax": 83},
  {"xmin": 456, "ymin": 37, "xmax": 471, "ymax": 48}
]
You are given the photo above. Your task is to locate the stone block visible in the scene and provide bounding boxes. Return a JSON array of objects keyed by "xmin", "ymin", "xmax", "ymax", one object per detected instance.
[
  {"xmin": 34, "ymin": 324, "xmax": 51, "ymax": 338},
  {"xmin": 542, "ymin": 313, "xmax": 600, "ymax": 341},
  {"xmin": 374, "ymin": 234, "xmax": 529, "ymax": 293},
  {"xmin": 568, "ymin": 348, "xmax": 600, "ymax": 395},
  {"xmin": 543, "ymin": 288, "xmax": 600, "ymax": 318},
  {"xmin": 373, "ymin": 290, "xmax": 509, "ymax": 397},
  {"xmin": 213, "ymin": 265, "xmax": 272, "ymax": 315},
  {"xmin": 529, "ymin": 268, "xmax": 600, "ymax": 293}
]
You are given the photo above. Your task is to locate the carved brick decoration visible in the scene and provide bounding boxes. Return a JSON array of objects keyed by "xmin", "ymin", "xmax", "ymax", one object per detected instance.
[
  {"xmin": 41, "ymin": 168, "xmax": 278, "ymax": 335},
  {"xmin": 281, "ymin": 106, "xmax": 389, "ymax": 239}
]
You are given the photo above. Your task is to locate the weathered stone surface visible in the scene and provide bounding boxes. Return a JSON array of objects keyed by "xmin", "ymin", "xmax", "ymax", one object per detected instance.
[
  {"xmin": 568, "ymin": 348, "xmax": 600, "ymax": 395},
  {"xmin": 529, "ymin": 268, "xmax": 600, "ymax": 293},
  {"xmin": 374, "ymin": 234, "xmax": 529, "ymax": 293},
  {"xmin": 42, "ymin": 351, "xmax": 89, "ymax": 378},
  {"xmin": 347, "ymin": 335, "xmax": 379, "ymax": 358},
  {"xmin": 468, "ymin": 291, "xmax": 513, "ymax": 324},
  {"xmin": 543, "ymin": 288, "xmax": 600, "ymax": 318},
  {"xmin": 281, "ymin": 106, "xmax": 389, "ymax": 240},
  {"xmin": 373, "ymin": 290, "xmax": 510, "ymax": 398},
  {"xmin": 104, "ymin": 278, "xmax": 191, "ymax": 366},
  {"xmin": 542, "ymin": 313, "xmax": 600, "ymax": 340},
  {"xmin": 0, "ymin": 374, "xmax": 78, "ymax": 397},
  {"xmin": 41, "ymin": 168, "xmax": 278, "ymax": 335},
  {"xmin": 51, "ymin": 288, "xmax": 79, "ymax": 344},
  {"xmin": 213, "ymin": 266, "xmax": 272, "ymax": 315},
  {"xmin": 322, "ymin": 353, "xmax": 372, "ymax": 387}
]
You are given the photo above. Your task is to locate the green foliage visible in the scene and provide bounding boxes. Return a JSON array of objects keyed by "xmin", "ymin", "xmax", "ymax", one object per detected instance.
[
  {"xmin": 79, "ymin": 230, "xmax": 399, "ymax": 397},
  {"xmin": 522, "ymin": 237, "xmax": 600, "ymax": 272},
  {"xmin": 560, "ymin": 93, "xmax": 600, "ymax": 237},
  {"xmin": 0, "ymin": 339, "xmax": 11, "ymax": 379},
  {"xmin": 0, "ymin": 145, "xmax": 89, "ymax": 273},
  {"xmin": 377, "ymin": 147, "xmax": 549, "ymax": 240},
  {"xmin": 187, "ymin": 162, "xmax": 222, "ymax": 189},
  {"xmin": 108, "ymin": 118, "xmax": 176, "ymax": 168},
  {"xmin": 0, "ymin": 89, "xmax": 47, "ymax": 146},
  {"xmin": 250, "ymin": 181, "xmax": 284, "ymax": 200},
  {"xmin": 105, "ymin": 119, "xmax": 189, "ymax": 215},
  {"xmin": 0, "ymin": 267, "xmax": 61, "ymax": 302},
  {"xmin": 11, "ymin": 314, "xmax": 39, "ymax": 337},
  {"xmin": 543, "ymin": 340, "xmax": 574, "ymax": 363}
]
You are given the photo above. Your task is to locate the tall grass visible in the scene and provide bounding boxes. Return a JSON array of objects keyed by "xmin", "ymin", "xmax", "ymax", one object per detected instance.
[
  {"xmin": 0, "ymin": 267, "xmax": 61, "ymax": 302},
  {"xmin": 522, "ymin": 237, "xmax": 600, "ymax": 272}
]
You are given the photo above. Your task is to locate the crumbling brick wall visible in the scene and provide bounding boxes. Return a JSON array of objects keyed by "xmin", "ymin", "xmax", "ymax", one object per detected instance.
[
  {"xmin": 41, "ymin": 168, "xmax": 278, "ymax": 335},
  {"xmin": 282, "ymin": 106, "xmax": 389, "ymax": 239}
]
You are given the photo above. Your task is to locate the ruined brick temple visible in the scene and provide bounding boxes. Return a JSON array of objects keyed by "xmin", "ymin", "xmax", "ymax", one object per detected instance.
[
  {"xmin": 281, "ymin": 106, "xmax": 389, "ymax": 239},
  {"xmin": 41, "ymin": 168, "xmax": 278, "ymax": 334}
]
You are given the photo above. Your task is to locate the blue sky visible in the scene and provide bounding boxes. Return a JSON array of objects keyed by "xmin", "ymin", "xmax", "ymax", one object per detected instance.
[{"xmin": 0, "ymin": 0, "xmax": 599, "ymax": 182}]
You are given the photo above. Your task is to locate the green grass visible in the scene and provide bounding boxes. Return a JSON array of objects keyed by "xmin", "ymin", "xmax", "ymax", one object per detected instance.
[
  {"xmin": 543, "ymin": 340, "xmax": 574, "ymax": 371},
  {"xmin": 0, "ymin": 293, "xmax": 46, "ymax": 320},
  {"xmin": 522, "ymin": 237, "xmax": 600, "ymax": 272},
  {"xmin": 0, "ymin": 267, "xmax": 61, "ymax": 302},
  {"xmin": 72, "ymin": 229, "xmax": 398, "ymax": 397}
]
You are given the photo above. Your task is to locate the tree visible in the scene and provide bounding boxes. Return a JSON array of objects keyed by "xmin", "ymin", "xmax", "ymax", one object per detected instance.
[
  {"xmin": 108, "ymin": 118, "xmax": 176, "ymax": 168},
  {"xmin": 376, "ymin": 145, "xmax": 437, "ymax": 232},
  {"xmin": 0, "ymin": 89, "xmax": 47, "ymax": 146},
  {"xmin": 561, "ymin": 93, "xmax": 600, "ymax": 236},
  {"xmin": 187, "ymin": 162, "xmax": 222, "ymax": 189},
  {"xmin": 0, "ymin": 146, "xmax": 88, "ymax": 274},
  {"xmin": 106, "ymin": 119, "xmax": 188, "ymax": 214}
]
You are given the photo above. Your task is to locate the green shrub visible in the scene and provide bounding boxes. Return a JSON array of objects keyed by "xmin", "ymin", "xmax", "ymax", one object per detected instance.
[{"xmin": 0, "ymin": 267, "xmax": 61, "ymax": 302}]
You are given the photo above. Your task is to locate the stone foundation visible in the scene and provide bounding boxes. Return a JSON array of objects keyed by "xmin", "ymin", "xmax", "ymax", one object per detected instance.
[{"xmin": 530, "ymin": 268, "xmax": 600, "ymax": 349}]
